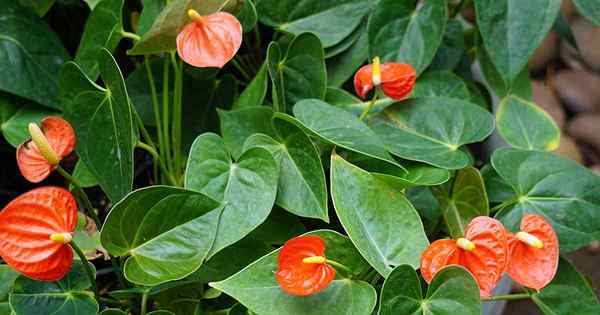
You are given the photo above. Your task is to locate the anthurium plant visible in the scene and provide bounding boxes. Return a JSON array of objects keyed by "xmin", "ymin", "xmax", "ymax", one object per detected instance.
[{"xmin": 1, "ymin": 0, "xmax": 600, "ymax": 314}]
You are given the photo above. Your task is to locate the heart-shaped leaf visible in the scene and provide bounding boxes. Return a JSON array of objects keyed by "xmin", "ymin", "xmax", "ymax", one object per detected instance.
[
  {"xmin": 0, "ymin": 1, "xmax": 70, "ymax": 109},
  {"xmin": 411, "ymin": 70, "xmax": 470, "ymax": 99},
  {"xmin": 496, "ymin": 95, "xmax": 560, "ymax": 151},
  {"xmin": 184, "ymin": 133, "xmax": 279, "ymax": 257},
  {"xmin": 481, "ymin": 164, "xmax": 517, "ymax": 204},
  {"xmin": 0, "ymin": 265, "xmax": 19, "ymax": 313},
  {"xmin": 531, "ymin": 257, "xmax": 600, "ymax": 314},
  {"xmin": 233, "ymin": 62, "xmax": 268, "ymax": 109},
  {"xmin": 289, "ymin": 99, "xmax": 403, "ymax": 169},
  {"xmin": 210, "ymin": 230, "xmax": 376, "ymax": 315},
  {"xmin": 478, "ymin": 44, "xmax": 532, "ymax": 99},
  {"xmin": 237, "ymin": 0, "xmax": 257, "ymax": 32},
  {"xmin": 74, "ymin": 0, "xmax": 124, "ymax": 80},
  {"xmin": 218, "ymin": 106, "xmax": 275, "ymax": 159},
  {"xmin": 326, "ymin": 21, "xmax": 369, "ymax": 87},
  {"xmin": 61, "ymin": 49, "xmax": 135, "ymax": 203},
  {"xmin": 267, "ymin": 33, "xmax": 327, "ymax": 113},
  {"xmin": 243, "ymin": 116, "xmax": 328, "ymax": 221},
  {"xmin": 474, "ymin": 0, "xmax": 561, "ymax": 84},
  {"xmin": 430, "ymin": 20, "xmax": 466, "ymax": 72},
  {"xmin": 432, "ymin": 167, "xmax": 489, "ymax": 239},
  {"xmin": 492, "ymin": 148, "xmax": 600, "ymax": 251},
  {"xmin": 325, "ymin": 88, "xmax": 395, "ymax": 117},
  {"xmin": 378, "ymin": 265, "xmax": 481, "ymax": 315},
  {"xmin": 369, "ymin": 97, "xmax": 495, "ymax": 169},
  {"xmin": 351, "ymin": 157, "xmax": 450, "ymax": 190},
  {"xmin": 129, "ymin": 0, "xmax": 243, "ymax": 55},
  {"xmin": 573, "ymin": 0, "xmax": 600, "ymax": 25},
  {"xmin": 325, "ymin": 19, "xmax": 366, "ymax": 58},
  {"xmin": 137, "ymin": 0, "xmax": 164, "ymax": 36},
  {"xmin": 0, "ymin": 98, "xmax": 56, "ymax": 147},
  {"xmin": 368, "ymin": 0, "xmax": 447, "ymax": 75},
  {"xmin": 101, "ymin": 186, "xmax": 223, "ymax": 286},
  {"xmin": 330, "ymin": 153, "xmax": 429, "ymax": 276},
  {"xmin": 9, "ymin": 261, "xmax": 98, "ymax": 315},
  {"xmin": 256, "ymin": 0, "xmax": 371, "ymax": 48}
]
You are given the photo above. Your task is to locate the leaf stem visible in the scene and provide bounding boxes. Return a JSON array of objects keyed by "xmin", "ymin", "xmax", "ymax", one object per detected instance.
[
  {"xmin": 359, "ymin": 93, "xmax": 379, "ymax": 121},
  {"xmin": 70, "ymin": 240, "xmax": 100, "ymax": 303},
  {"xmin": 136, "ymin": 142, "xmax": 178, "ymax": 186},
  {"xmin": 121, "ymin": 30, "xmax": 141, "ymax": 41},
  {"xmin": 162, "ymin": 57, "xmax": 174, "ymax": 173},
  {"xmin": 216, "ymin": 0, "xmax": 234, "ymax": 12},
  {"xmin": 325, "ymin": 259, "xmax": 353, "ymax": 275},
  {"xmin": 140, "ymin": 291, "xmax": 149, "ymax": 315},
  {"xmin": 481, "ymin": 293, "xmax": 531, "ymax": 302},
  {"xmin": 170, "ymin": 53, "xmax": 183, "ymax": 179},
  {"xmin": 55, "ymin": 165, "xmax": 101, "ymax": 228},
  {"xmin": 145, "ymin": 57, "xmax": 166, "ymax": 171}
]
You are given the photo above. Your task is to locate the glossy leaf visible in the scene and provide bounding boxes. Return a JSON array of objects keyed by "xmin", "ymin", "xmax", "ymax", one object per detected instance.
[
  {"xmin": 474, "ymin": 0, "xmax": 561, "ymax": 83},
  {"xmin": 433, "ymin": 167, "xmax": 489, "ymax": 239},
  {"xmin": 326, "ymin": 22, "xmax": 369, "ymax": 87},
  {"xmin": 368, "ymin": 0, "xmax": 447, "ymax": 75},
  {"xmin": 379, "ymin": 265, "xmax": 481, "ymax": 315},
  {"xmin": 430, "ymin": 20, "xmax": 466, "ymax": 71},
  {"xmin": 267, "ymin": 33, "xmax": 326, "ymax": 113},
  {"xmin": 411, "ymin": 71, "xmax": 470, "ymax": 99},
  {"xmin": 324, "ymin": 19, "xmax": 366, "ymax": 58},
  {"xmin": 237, "ymin": 0, "xmax": 257, "ymax": 32},
  {"xmin": 129, "ymin": 0, "xmax": 243, "ymax": 55},
  {"xmin": 74, "ymin": 0, "xmax": 124, "ymax": 80},
  {"xmin": 61, "ymin": 49, "xmax": 135, "ymax": 203},
  {"xmin": 0, "ymin": 266, "xmax": 19, "ymax": 304},
  {"xmin": 496, "ymin": 95, "xmax": 560, "ymax": 151},
  {"xmin": 481, "ymin": 164, "xmax": 516, "ymax": 204},
  {"xmin": 9, "ymin": 261, "xmax": 98, "ymax": 315},
  {"xmin": 233, "ymin": 62, "xmax": 268, "ymax": 109},
  {"xmin": 247, "ymin": 208, "xmax": 307, "ymax": 246},
  {"xmin": 531, "ymin": 257, "xmax": 600, "ymax": 314},
  {"xmin": 492, "ymin": 148, "xmax": 600, "ymax": 251},
  {"xmin": 0, "ymin": 1, "xmax": 70, "ymax": 108},
  {"xmin": 101, "ymin": 186, "xmax": 222, "ymax": 286},
  {"xmin": 478, "ymin": 44, "xmax": 532, "ymax": 99},
  {"xmin": 0, "ymin": 104, "xmax": 55, "ymax": 148},
  {"xmin": 325, "ymin": 87, "xmax": 395, "ymax": 117},
  {"xmin": 72, "ymin": 160, "xmax": 98, "ymax": 188},
  {"xmin": 407, "ymin": 187, "xmax": 441, "ymax": 235},
  {"xmin": 289, "ymin": 99, "xmax": 402, "ymax": 169},
  {"xmin": 243, "ymin": 117, "xmax": 328, "ymax": 221},
  {"xmin": 352, "ymin": 158, "xmax": 450, "ymax": 190},
  {"xmin": 573, "ymin": 0, "xmax": 600, "ymax": 25},
  {"xmin": 256, "ymin": 0, "xmax": 371, "ymax": 48},
  {"xmin": 184, "ymin": 133, "xmax": 279, "ymax": 257},
  {"xmin": 137, "ymin": 0, "xmax": 164, "ymax": 36},
  {"xmin": 210, "ymin": 230, "xmax": 376, "ymax": 315},
  {"xmin": 369, "ymin": 97, "xmax": 495, "ymax": 169},
  {"xmin": 330, "ymin": 153, "xmax": 429, "ymax": 276},
  {"xmin": 218, "ymin": 106, "xmax": 275, "ymax": 159}
]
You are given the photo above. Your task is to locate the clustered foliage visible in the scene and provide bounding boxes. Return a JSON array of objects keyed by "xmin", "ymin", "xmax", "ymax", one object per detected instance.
[{"xmin": 1, "ymin": 0, "xmax": 600, "ymax": 315}]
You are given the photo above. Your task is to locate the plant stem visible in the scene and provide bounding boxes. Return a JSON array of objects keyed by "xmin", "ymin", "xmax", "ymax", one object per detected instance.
[
  {"xmin": 359, "ymin": 93, "xmax": 379, "ymax": 121},
  {"xmin": 55, "ymin": 165, "xmax": 101, "ymax": 228},
  {"xmin": 170, "ymin": 53, "xmax": 183, "ymax": 178},
  {"xmin": 121, "ymin": 30, "xmax": 141, "ymax": 41},
  {"xmin": 481, "ymin": 293, "xmax": 531, "ymax": 302},
  {"xmin": 136, "ymin": 142, "xmax": 178, "ymax": 186},
  {"xmin": 325, "ymin": 259, "xmax": 353, "ymax": 275},
  {"xmin": 145, "ymin": 58, "xmax": 166, "ymax": 169},
  {"xmin": 70, "ymin": 240, "xmax": 100, "ymax": 303},
  {"xmin": 161, "ymin": 57, "xmax": 173, "ymax": 173},
  {"xmin": 231, "ymin": 57, "xmax": 252, "ymax": 82},
  {"xmin": 140, "ymin": 291, "xmax": 149, "ymax": 315},
  {"xmin": 490, "ymin": 197, "xmax": 518, "ymax": 213},
  {"xmin": 216, "ymin": 0, "xmax": 233, "ymax": 12}
]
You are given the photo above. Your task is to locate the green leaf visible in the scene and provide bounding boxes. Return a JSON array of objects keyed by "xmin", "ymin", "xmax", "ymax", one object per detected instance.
[
  {"xmin": 129, "ymin": 0, "xmax": 243, "ymax": 55},
  {"xmin": 378, "ymin": 265, "xmax": 481, "ymax": 315},
  {"xmin": 324, "ymin": 19, "xmax": 366, "ymax": 58},
  {"xmin": 84, "ymin": 0, "xmax": 101, "ymax": 9},
  {"xmin": 61, "ymin": 49, "xmax": 135, "ymax": 203},
  {"xmin": 326, "ymin": 22, "xmax": 369, "ymax": 87},
  {"xmin": 430, "ymin": 20, "xmax": 466, "ymax": 72},
  {"xmin": 218, "ymin": 106, "xmax": 275, "ymax": 159},
  {"xmin": 474, "ymin": 0, "xmax": 561, "ymax": 83},
  {"xmin": 289, "ymin": 99, "xmax": 403, "ymax": 169},
  {"xmin": 138, "ymin": 0, "xmax": 164, "ymax": 36},
  {"xmin": 210, "ymin": 230, "xmax": 376, "ymax": 315},
  {"xmin": 553, "ymin": 12, "xmax": 579, "ymax": 52},
  {"xmin": 267, "ymin": 33, "xmax": 327, "ymax": 113},
  {"xmin": 0, "ymin": 1, "xmax": 70, "ymax": 109},
  {"xmin": 352, "ymin": 158, "xmax": 450, "ymax": 190},
  {"xmin": 411, "ymin": 70, "xmax": 470, "ymax": 99},
  {"xmin": 492, "ymin": 148, "xmax": 600, "ymax": 251},
  {"xmin": 247, "ymin": 208, "xmax": 306, "ymax": 246},
  {"xmin": 99, "ymin": 309, "xmax": 128, "ymax": 315},
  {"xmin": 9, "ymin": 261, "xmax": 98, "ymax": 315},
  {"xmin": 368, "ymin": 0, "xmax": 447, "ymax": 75},
  {"xmin": 101, "ymin": 186, "xmax": 222, "ymax": 286},
  {"xmin": 325, "ymin": 87, "xmax": 395, "ymax": 117},
  {"xmin": 256, "ymin": 0, "xmax": 371, "ymax": 48},
  {"xmin": 243, "ymin": 116, "xmax": 328, "ymax": 221},
  {"xmin": 0, "ymin": 102, "xmax": 56, "ymax": 148},
  {"xmin": 496, "ymin": 95, "xmax": 561, "ymax": 151},
  {"xmin": 572, "ymin": 0, "xmax": 600, "ymax": 26},
  {"xmin": 330, "ymin": 154, "xmax": 429, "ymax": 276},
  {"xmin": 233, "ymin": 62, "xmax": 269, "ymax": 109},
  {"xmin": 73, "ymin": 214, "xmax": 103, "ymax": 260},
  {"xmin": 74, "ymin": 0, "xmax": 124, "ymax": 80},
  {"xmin": 72, "ymin": 160, "xmax": 99, "ymax": 188},
  {"xmin": 369, "ymin": 97, "xmax": 495, "ymax": 169},
  {"xmin": 237, "ymin": 0, "xmax": 257, "ymax": 32},
  {"xmin": 147, "ymin": 311, "xmax": 175, "ymax": 315},
  {"xmin": 184, "ymin": 133, "xmax": 279, "ymax": 257},
  {"xmin": 407, "ymin": 187, "xmax": 441, "ymax": 235},
  {"xmin": 481, "ymin": 164, "xmax": 516, "ymax": 204},
  {"xmin": 433, "ymin": 167, "xmax": 489, "ymax": 239},
  {"xmin": 0, "ymin": 266, "xmax": 19, "ymax": 302},
  {"xmin": 531, "ymin": 257, "xmax": 600, "ymax": 314},
  {"xmin": 478, "ymin": 44, "xmax": 532, "ymax": 99},
  {"xmin": 18, "ymin": 0, "xmax": 54, "ymax": 15}
]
